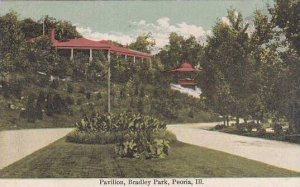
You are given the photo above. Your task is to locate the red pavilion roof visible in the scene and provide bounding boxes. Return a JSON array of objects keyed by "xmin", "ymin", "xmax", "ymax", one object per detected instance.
[
  {"xmin": 50, "ymin": 29, "xmax": 151, "ymax": 59},
  {"xmin": 169, "ymin": 62, "xmax": 200, "ymax": 72}
]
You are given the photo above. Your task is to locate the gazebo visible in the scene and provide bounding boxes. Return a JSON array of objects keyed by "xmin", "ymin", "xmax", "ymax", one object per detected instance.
[
  {"xmin": 169, "ymin": 62, "xmax": 200, "ymax": 87},
  {"xmin": 50, "ymin": 29, "xmax": 151, "ymax": 113}
]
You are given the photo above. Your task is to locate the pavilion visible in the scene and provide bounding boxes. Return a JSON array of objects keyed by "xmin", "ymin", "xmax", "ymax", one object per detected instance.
[
  {"xmin": 169, "ymin": 62, "xmax": 200, "ymax": 87},
  {"xmin": 50, "ymin": 29, "xmax": 151, "ymax": 62},
  {"xmin": 49, "ymin": 29, "xmax": 152, "ymax": 113}
]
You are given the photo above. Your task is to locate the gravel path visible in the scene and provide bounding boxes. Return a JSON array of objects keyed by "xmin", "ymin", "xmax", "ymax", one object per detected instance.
[
  {"xmin": 0, "ymin": 128, "xmax": 73, "ymax": 170},
  {"xmin": 167, "ymin": 123, "xmax": 300, "ymax": 172}
]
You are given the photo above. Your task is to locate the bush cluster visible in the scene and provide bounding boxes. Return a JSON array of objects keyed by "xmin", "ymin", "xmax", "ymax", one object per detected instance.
[
  {"xmin": 214, "ymin": 124, "xmax": 226, "ymax": 130},
  {"xmin": 236, "ymin": 122, "xmax": 262, "ymax": 133},
  {"xmin": 272, "ymin": 122, "xmax": 283, "ymax": 134},
  {"xmin": 67, "ymin": 112, "xmax": 175, "ymax": 159},
  {"xmin": 20, "ymin": 90, "xmax": 74, "ymax": 122},
  {"xmin": 0, "ymin": 80, "xmax": 24, "ymax": 99}
]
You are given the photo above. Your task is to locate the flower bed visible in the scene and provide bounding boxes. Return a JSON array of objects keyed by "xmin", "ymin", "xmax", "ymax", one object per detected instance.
[{"xmin": 66, "ymin": 112, "xmax": 176, "ymax": 159}]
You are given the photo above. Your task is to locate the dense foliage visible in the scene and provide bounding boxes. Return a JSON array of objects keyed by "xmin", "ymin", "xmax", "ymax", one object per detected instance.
[
  {"xmin": 197, "ymin": 1, "xmax": 300, "ymax": 134},
  {"xmin": 68, "ymin": 112, "xmax": 175, "ymax": 159},
  {"xmin": 269, "ymin": 0, "xmax": 300, "ymax": 133},
  {"xmin": 1, "ymin": 0, "xmax": 299, "ymax": 137},
  {"xmin": 158, "ymin": 33, "xmax": 204, "ymax": 69},
  {"xmin": 0, "ymin": 11, "xmax": 217, "ymax": 131}
]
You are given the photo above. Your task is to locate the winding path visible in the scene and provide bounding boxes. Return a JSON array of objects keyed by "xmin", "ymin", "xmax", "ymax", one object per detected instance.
[
  {"xmin": 0, "ymin": 128, "xmax": 73, "ymax": 170},
  {"xmin": 167, "ymin": 123, "xmax": 300, "ymax": 172}
]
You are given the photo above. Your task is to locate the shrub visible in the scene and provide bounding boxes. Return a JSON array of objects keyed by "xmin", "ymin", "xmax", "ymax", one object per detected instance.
[
  {"xmin": 151, "ymin": 99, "xmax": 178, "ymax": 120},
  {"xmin": 114, "ymin": 133, "xmax": 170, "ymax": 159},
  {"xmin": 188, "ymin": 109, "xmax": 194, "ymax": 118},
  {"xmin": 65, "ymin": 95, "xmax": 75, "ymax": 105},
  {"xmin": 0, "ymin": 80, "xmax": 7, "ymax": 96},
  {"xmin": 75, "ymin": 113, "xmax": 112, "ymax": 132},
  {"xmin": 22, "ymin": 93, "xmax": 37, "ymax": 123},
  {"xmin": 256, "ymin": 123, "xmax": 263, "ymax": 131},
  {"xmin": 119, "ymin": 87, "xmax": 126, "ymax": 99},
  {"xmin": 86, "ymin": 91, "xmax": 91, "ymax": 100},
  {"xmin": 46, "ymin": 92, "xmax": 54, "ymax": 116},
  {"xmin": 258, "ymin": 128, "xmax": 267, "ymax": 136},
  {"xmin": 37, "ymin": 90, "xmax": 46, "ymax": 104},
  {"xmin": 1, "ymin": 80, "xmax": 24, "ymax": 99},
  {"xmin": 53, "ymin": 94, "xmax": 67, "ymax": 114},
  {"xmin": 236, "ymin": 123, "xmax": 246, "ymax": 132},
  {"xmin": 35, "ymin": 91, "xmax": 45, "ymax": 120},
  {"xmin": 285, "ymin": 135, "xmax": 300, "ymax": 144},
  {"xmin": 246, "ymin": 121, "xmax": 256, "ymax": 132},
  {"xmin": 115, "ymin": 139, "xmax": 139, "ymax": 158},
  {"xmin": 78, "ymin": 85, "xmax": 86, "ymax": 94},
  {"xmin": 214, "ymin": 124, "xmax": 226, "ymax": 130},
  {"xmin": 36, "ymin": 76, "xmax": 49, "ymax": 88},
  {"xmin": 46, "ymin": 92, "xmax": 69, "ymax": 116},
  {"xmin": 273, "ymin": 122, "xmax": 283, "ymax": 134},
  {"xmin": 10, "ymin": 80, "xmax": 24, "ymax": 99},
  {"xmin": 96, "ymin": 92, "xmax": 102, "ymax": 99},
  {"xmin": 19, "ymin": 109, "xmax": 26, "ymax": 119},
  {"xmin": 137, "ymin": 98, "xmax": 144, "ymax": 113},
  {"xmin": 115, "ymin": 113, "xmax": 169, "ymax": 159},
  {"xmin": 72, "ymin": 112, "xmax": 171, "ymax": 159},
  {"xmin": 67, "ymin": 83, "xmax": 74, "ymax": 93},
  {"xmin": 50, "ymin": 79, "xmax": 60, "ymax": 89},
  {"xmin": 35, "ymin": 103, "xmax": 44, "ymax": 120},
  {"xmin": 77, "ymin": 98, "xmax": 85, "ymax": 105}
]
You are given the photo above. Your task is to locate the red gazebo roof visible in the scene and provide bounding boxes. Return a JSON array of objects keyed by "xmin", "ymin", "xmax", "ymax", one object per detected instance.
[
  {"xmin": 169, "ymin": 62, "xmax": 200, "ymax": 72},
  {"xmin": 50, "ymin": 29, "xmax": 151, "ymax": 59}
]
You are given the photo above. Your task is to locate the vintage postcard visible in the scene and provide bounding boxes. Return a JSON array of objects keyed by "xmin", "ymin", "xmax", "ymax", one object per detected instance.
[{"xmin": 0, "ymin": 0, "xmax": 299, "ymax": 186}]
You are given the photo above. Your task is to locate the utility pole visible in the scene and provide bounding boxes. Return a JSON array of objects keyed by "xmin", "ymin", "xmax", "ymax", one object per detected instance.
[
  {"xmin": 42, "ymin": 16, "xmax": 45, "ymax": 36},
  {"xmin": 107, "ymin": 50, "xmax": 111, "ymax": 113}
]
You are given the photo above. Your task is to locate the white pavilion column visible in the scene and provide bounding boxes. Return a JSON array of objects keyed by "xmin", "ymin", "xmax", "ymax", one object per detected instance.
[
  {"xmin": 107, "ymin": 50, "xmax": 111, "ymax": 113},
  {"xmin": 125, "ymin": 55, "xmax": 127, "ymax": 61},
  {"xmin": 89, "ymin": 48, "xmax": 93, "ymax": 62},
  {"xmin": 133, "ymin": 56, "xmax": 136, "ymax": 64},
  {"xmin": 70, "ymin": 48, "xmax": 74, "ymax": 61},
  {"xmin": 142, "ymin": 58, "xmax": 144, "ymax": 63}
]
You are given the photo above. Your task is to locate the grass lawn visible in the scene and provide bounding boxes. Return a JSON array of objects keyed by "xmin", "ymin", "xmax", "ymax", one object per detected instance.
[{"xmin": 0, "ymin": 138, "xmax": 299, "ymax": 178}]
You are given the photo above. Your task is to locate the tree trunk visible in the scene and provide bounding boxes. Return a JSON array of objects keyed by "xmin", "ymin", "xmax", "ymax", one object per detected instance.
[
  {"xmin": 289, "ymin": 102, "xmax": 299, "ymax": 134},
  {"xmin": 236, "ymin": 117, "xmax": 240, "ymax": 125},
  {"xmin": 260, "ymin": 111, "xmax": 264, "ymax": 124},
  {"xmin": 295, "ymin": 102, "xmax": 300, "ymax": 133},
  {"xmin": 226, "ymin": 116, "xmax": 230, "ymax": 126}
]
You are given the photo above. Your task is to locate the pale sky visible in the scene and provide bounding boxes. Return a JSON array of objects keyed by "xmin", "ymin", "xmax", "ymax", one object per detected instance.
[{"xmin": 0, "ymin": 1, "xmax": 272, "ymax": 49}]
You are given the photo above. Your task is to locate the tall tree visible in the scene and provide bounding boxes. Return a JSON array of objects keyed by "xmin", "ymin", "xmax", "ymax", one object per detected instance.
[
  {"xmin": 0, "ymin": 11, "xmax": 24, "ymax": 63},
  {"xmin": 247, "ymin": 10, "xmax": 283, "ymax": 123},
  {"xmin": 20, "ymin": 18, "xmax": 43, "ymax": 39},
  {"xmin": 200, "ymin": 9, "xmax": 252, "ymax": 124},
  {"xmin": 270, "ymin": 0, "xmax": 300, "ymax": 133},
  {"xmin": 159, "ymin": 33, "xmax": 203, "ymax": 69},
  {"xmin": 129, "ymin": 33, "xmax": 155, "ymax": 53}
]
